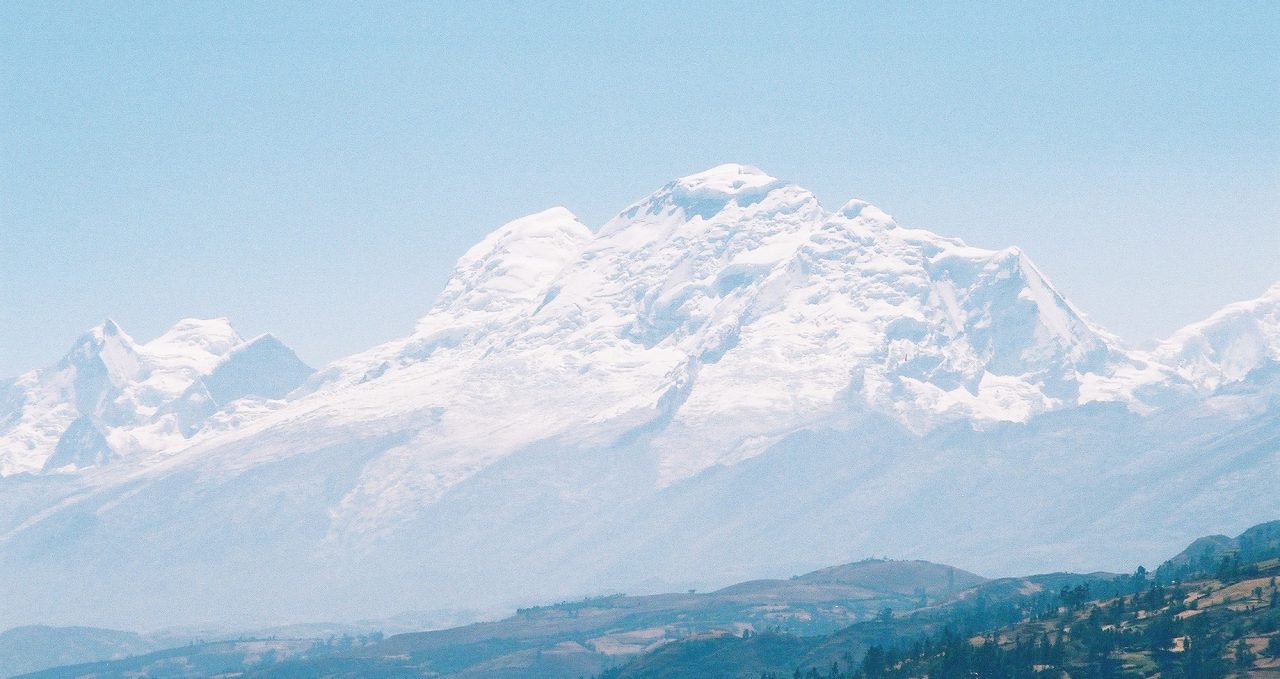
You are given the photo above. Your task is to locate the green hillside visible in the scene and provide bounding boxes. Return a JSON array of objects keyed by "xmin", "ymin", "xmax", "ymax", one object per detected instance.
[
  {"xmin": 604, "ymin": 523, "xmax": 1280, "ymax": 679},
  {"xmin": 17, "ymin": 521, "xmax": 1280, "ymax": 679}
]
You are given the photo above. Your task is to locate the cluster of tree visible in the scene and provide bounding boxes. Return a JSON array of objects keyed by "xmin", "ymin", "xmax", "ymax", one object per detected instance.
[
  {"xmin": 594, "ymin": 526, "xmax": 1280, "ymax": 679},
  {"xmin": 757, "ymin": 566, "xmax": 1280, "ymax": 679},
  {"xmin": 517, "ymin": 593, "xmax": 627, "ymax": 616},
  {"xmin": 304, "ymin": 630, "xmax": 384, "ymax": 653},
  {"xmin": 1154, "ymin": 544, "xmax": 1272, "ymax": 585}
]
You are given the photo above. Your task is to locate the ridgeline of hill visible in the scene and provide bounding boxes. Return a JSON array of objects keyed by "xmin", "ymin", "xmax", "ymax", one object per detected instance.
[
  {"xmin": 608, "ymin": 521, "xmax": 1280, "ymax": 679},
  {"xmin": 15, "ymin": 521, "xmax": 1280, "ymax": 679}
]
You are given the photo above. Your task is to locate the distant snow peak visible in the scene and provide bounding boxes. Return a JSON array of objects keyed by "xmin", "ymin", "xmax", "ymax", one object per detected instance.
[
  {"xmin": 200, "ymin": 333, "xmax": 314, "ymax": 404},
  {"xmin": 1154, "ymin": 281, "xmax": 1280, "ymax": 391},
  {"xmin": 62, "ymin": 319, "xmax": 140, "ymax": 376},
  {"xmin": 69, "ymin": 318, "xmax": 128, "ymax": 347},
  {"xmin": 150, "ymin": 317, "xmax": 243, "ymax": 355},
  {"xmin": 0, "ymin": 317, "xmax": 310, "ymax": 474},
  {"xmin": 98, "ymin": 318, "xmax": 125, "ymax": 338},
  {"xmin": 457, "ymin": 207, "xmax": 590, "ymax": 264}
]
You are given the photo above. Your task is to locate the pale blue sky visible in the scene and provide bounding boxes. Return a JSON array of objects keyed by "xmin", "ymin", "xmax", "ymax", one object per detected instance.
[{"xmin": 2, "ymin": 1, "xmax": 1277, "ymax": 376}]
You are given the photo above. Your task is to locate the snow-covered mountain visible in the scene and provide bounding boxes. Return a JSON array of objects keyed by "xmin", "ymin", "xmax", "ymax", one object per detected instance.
[
  {"xmin": 0, "ymin": 165, "xmax": 1275, "ymax": 630},
  {"xmin": 0, "ymin": 318, "xmax": 313, "ymax": 475},
  {"xmin": 290, "ymin": 165, "xmax": 1143, "ymax": 493}
]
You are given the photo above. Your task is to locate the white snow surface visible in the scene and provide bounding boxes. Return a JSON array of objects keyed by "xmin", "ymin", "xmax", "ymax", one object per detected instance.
[
  {"xmin": 281, "ymin": 164, "xmax": 1144, "ymax": 498},
  {"xmin": 1155, "ymin": 282, "xmax": 1280, "ymax": 390},
  {"xmin": 0, "ymin": 165, "xmax": 1276, "ymax": 629},
  {"xmin": 4, "ymin": 163, "xmax": 1275, "ymax": 493}
]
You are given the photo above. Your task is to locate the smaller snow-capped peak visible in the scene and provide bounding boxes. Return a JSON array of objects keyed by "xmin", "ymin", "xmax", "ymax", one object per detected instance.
[
  {"xmin": 420, "ymin": 206, "xmax": 592, "ymax": 328},
  {"xmin": 151, "ymin": 316, "xmax": 242, "ymax": 347},
  {"xmin": 58, "ymin": 319, "xmax": 141, "ymax": 385},
  {"xmin": 160, "ymin": 332, "xmax": 316, "ymax": 437},
  {"xmin": 1154, "ymin": 282, "xmax": 1280, "ymax": 390},
  {"xmin": 820, "ymin": 201, "xmax": 1118, "ymax": 372},
  {"xmin": 758, "ymin": 207, "xmax": 1123, "ymax": 423},
  {"xmin": 155, "ymin": 332, "xmax": 315, "ymax": 439},
  {"xmin": 142, "ymin": 318, "xmax": 243, "ymax": 373},
  {"xmin": 453, "ymin": 206, "xmax": 589, "ymax": 266},
  {"xmin": 199, "ymin": 333, "xmax": 314, "ymax": 405},
  {"xmin": 0, "ymin": 317, "xmax": 306, "ymax": 475},
  {"xmin": 124, "ymin": 317, "xmax": 247, "ymax": 409},
  {"xmin": 97, "ymin": 318, "xmax": 125, "ymax": 338}
]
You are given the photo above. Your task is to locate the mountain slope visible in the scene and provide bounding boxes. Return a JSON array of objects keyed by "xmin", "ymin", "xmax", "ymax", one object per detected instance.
[
  {"xmin": 0, "ymin": 625, "xmax": 158, "ymax": 679},
  {"xmin": 9, "ymin": 558, "xmax": 991, "ymax": 679}
]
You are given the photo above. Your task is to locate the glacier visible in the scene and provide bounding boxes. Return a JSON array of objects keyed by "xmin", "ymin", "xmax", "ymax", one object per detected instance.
[{"xmin": 0, "ymin": 164, "xmax": 1275, "ymax": 630}]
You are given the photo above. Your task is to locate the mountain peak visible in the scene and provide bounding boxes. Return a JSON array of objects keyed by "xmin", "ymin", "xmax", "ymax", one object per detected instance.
[
  {"xmin": 420, "ymin": 207, "xmax": 592, "ymax": 329},
  {"xmin": 479, "ymin": 206, "xmax": 588, "ymax": 245},
  {"xmin": 4, "ymin": 168, "xmax": 1279, "ymax": 632},
  {"xmin": 673, "ymin": 163, "xmax": 779, "ymax": 195},
  {"xmin": 1153, "ymin": 280, "xmax": 1280, "ymax": 390},
  {"xmin": 197, "ymin": 332, "xmax": 314, "ymax": 405},
  {"xmin": 606, "ymin": 164, "xmax": 811, "ymax": 233},
  {"xmin": 142, "ymin": 318, "xmax": 243, "ymax": 373},
  {"xmin": 156, "ymin": 317, "xmax": 240, "ymax": 340},
  {"xmin": 242, "ymin": 332, "xmax": 282, "ymax": 347},
  {"xmin": 62, "ymin": 320, "xmax": 139, "ymax": 371},
  {"xmin": 79, "ymin": 318, "xmax": 131, "ymax": 345}
]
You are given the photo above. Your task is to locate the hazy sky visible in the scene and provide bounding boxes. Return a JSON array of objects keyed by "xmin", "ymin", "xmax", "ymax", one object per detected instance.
[{"xmin": 2, "ymin": 2, "xmax": 1277, "ymax": 376}]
